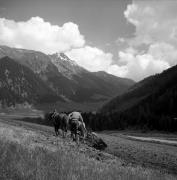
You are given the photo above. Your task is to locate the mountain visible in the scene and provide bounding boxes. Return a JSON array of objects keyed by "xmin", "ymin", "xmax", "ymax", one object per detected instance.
[
  {"xmin": 98, "ymin": 64, "xmax": 177, "ymax": 131},
  {"xmin": 101, "ymin": 65, "xmax": 177, "ymax": 113},
  {"xmin": 49, "ymin": 53, "xmax": 85, "ymax": 79},
  {"xmin": 93, "ymin": 71, "xmax": 134, "ymax": 95},
  {"xmin": 49, "ymin": 53, "xmax": 135, "ymax": 102},
  {"xmin": 0, "ymin": 46, "xmax": 78, "ymax": 103},
  {"xmin": 0, "ymin": 45, "xmax": 134, "ymax": 108},
  {"xmin": 0, "ymin": 56, "xmax": 61, "ymax": 107}
]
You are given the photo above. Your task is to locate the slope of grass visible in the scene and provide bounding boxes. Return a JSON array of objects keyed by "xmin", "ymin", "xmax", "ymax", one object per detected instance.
[
  {"xmin": 100, "ymin": 131, "xmax": 177, "ymax": 175},
  {"xmin": 1, "ymin": 140, "xmax": 176, "ymax": 180},
  {"xmin": 0, "ymin": 120, "xmax": 176, "ymax": 180}
]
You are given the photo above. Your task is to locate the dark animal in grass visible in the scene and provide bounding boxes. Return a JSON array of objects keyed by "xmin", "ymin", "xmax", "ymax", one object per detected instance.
[
  {"xmin": 68, "ymin": 111, "xmax": 86, "ymax": 143},
  {"xmin": 69, "ymin": 120, "xmax": 87, "ymax": 143},
  {"xmin": 60, "ymin": 113, "xmax": 69, "ymax": 137},
  {"xmin": 48, "ymin": 112, "xmax": 69, "ymax": 137}
]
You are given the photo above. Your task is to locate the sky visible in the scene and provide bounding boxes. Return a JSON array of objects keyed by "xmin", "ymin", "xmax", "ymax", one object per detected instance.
[{"xmin": 0, "ymin": 0, "xmax": 177, "ymax": 81}]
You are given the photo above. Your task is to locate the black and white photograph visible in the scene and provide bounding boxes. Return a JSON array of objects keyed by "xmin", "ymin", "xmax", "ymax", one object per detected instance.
[{"xmin": 0, "ymin": 0, "xmax": 177, "ymax": 179}]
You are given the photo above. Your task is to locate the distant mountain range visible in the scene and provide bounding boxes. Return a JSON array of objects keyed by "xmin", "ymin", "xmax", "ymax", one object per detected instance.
[{"xmin": 0, "ymin": 45, "xmax": 134, "ymax": 109}]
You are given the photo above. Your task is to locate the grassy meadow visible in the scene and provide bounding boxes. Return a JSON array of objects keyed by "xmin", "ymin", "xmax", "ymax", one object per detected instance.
[
  {"xmin": 100, "ymin": 131, "xmax": 177, "ymax": 175},
  {"xmin": 0, "ymin": 119, "xmax": 176, "ymax": 180}
]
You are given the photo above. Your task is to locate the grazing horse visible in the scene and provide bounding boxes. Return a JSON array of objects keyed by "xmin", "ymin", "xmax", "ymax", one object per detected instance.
[
  {"xmin": 69, "ymin": 120, "xmax": 87, "ymax": 143},
  {"xmin": 48, "ymin": 112, "xmax": 69, "ymax": 137}
]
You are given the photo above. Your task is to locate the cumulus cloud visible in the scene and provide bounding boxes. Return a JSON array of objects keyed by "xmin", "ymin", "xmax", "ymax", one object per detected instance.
[
  {"xmin": 124, "ymin": 1, "xmax": 177, "ymax": 47},
  {"xmin": 66, "ymin": 46, "xmax": 132, "ymax": 78},
  {"xmin": 114, "ymin": 0, "xmax": 177, "ymax": 81},
  {"xmin": 117, "ymin": 48, "xmax": 170, "ymax": 81},
  {"xmin": 0, "ymin": 17, "xmax": 85, "ymax": 54},
  {"xmin": 107, "ymin": 65, "xmax": 128, "ymax": 78},
  {"xmin": 66, "ymin": 46, "xmax": 113, "ymax": 72},
  {"xmin": 148, "ymin": 43, "xmax": 177, "ymax": 66}
]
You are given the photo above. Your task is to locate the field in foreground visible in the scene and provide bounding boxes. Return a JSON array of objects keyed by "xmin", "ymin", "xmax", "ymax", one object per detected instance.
[{"xmin": 0, "ymin": 118, "xmax": 177, "ymax": 180}]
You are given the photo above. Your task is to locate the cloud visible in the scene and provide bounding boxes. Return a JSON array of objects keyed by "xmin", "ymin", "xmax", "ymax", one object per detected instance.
[
  {"xmin": 114, "ymin": 0, "xmax": 177, "ymax": 81},
  {"xmin": 0, "ymin": 17, "xmax": 85, "ymax": 54},
  {"xmin": 66, "ymin": 45, "xmax": 136, "ymax": 79},
  {"xmin": 148, "ymin": 42, "xmax": 177, "ymax": 66},
  {"xmin": 124, "ymin": 1, "xmax": 177, "ymax": 47},
  {"xmin": 66, "ymin": 46, "xmax": 113, "ymax": 72},
  {"xmin": 117, "ymin": 49, "xmax": 170, "ymax": 81},
  {"xmin": 107, "ymin": 64, "xmax": 128, "ymax": 78}
]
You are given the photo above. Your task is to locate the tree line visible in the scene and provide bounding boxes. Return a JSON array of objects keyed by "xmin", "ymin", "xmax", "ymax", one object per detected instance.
[{"xmin": 82, "ymin": 85, "xmax": 177, "ymax": 132}]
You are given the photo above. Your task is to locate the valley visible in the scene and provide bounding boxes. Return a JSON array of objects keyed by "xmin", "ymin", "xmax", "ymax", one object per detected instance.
[{"xmin": 0, "ymin": 1, "xmax": 177, "ymax": 179}]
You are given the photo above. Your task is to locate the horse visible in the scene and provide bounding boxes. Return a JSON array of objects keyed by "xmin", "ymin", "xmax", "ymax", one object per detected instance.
[
  {"xmin": 69, "ymin": 120, "xmax": 87, "ymax": 143},
  {"xmin": 48, "ymin": 112, "xmax": 69, "ymax": 137},
  {"xmin": 60, "ymin": 113, "xmax": 69, "ymax": 138}
]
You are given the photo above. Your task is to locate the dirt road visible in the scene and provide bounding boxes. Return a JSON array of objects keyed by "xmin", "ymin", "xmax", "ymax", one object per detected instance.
[{"xmin": 126, "ymin": 135, "xmax": 177, "ymax": 146}]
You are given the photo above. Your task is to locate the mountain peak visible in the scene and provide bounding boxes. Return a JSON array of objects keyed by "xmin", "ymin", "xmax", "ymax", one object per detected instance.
[
  {"xmin": 54, "ymin": 52, "xmax": 77, "ymax": 65},
  {"xmin": 49, "ymin": 52, "xmax": 85, "ymax": 79},
  {"xmin": 55, "ymin": 52, "xmax": 68, "ymax": 61}
]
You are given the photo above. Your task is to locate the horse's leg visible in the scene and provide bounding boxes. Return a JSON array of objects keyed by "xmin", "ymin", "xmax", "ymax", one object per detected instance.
[
  {"xmin": 72, "ymin": 129, "xmax": 77, "ymax": 141},
  {"xmin": 54, "ymin": 126, "xmax": 58, "ymax": 136},
  {"xmin": 64, "ymin": 125, "xmax": 67, "ymax": 138},
  {"xmin": 70, "ymin": 124, "xmax": 75, "ymax": 141},
  {"xmin": 75, "ymin": 131, "xmax": 77, "ymax": 142},
  {"xmin": 75, "ymin": 129, "xmax": 79, "ymax": 145},
  {"xmin": 73, "ymin": 131, "xmax": 76, "ymax": 141},
  {"xmin": 71, "ymin": 129, "xmax": 74, "ymax": 140},
  {"xmin": 82, "ymin": 128, "xmax": 86, "ymax": 143},
  {"xmin": 62, "ymin": 130, "xmax": 65, "ymax": 138},
  {"xmin": 76, "ymin": 132, "xmax": 80, "ymax": 145},
  {"xmin": 82, "ymin": 133, "xmax": 86, "ymax": 143},
  {"xmin": 71, "ymin": 131, "xmax": 75, "ymax": 141},
  {"xmin": 56, "ymin": 127, "xmax": 59, "ymax": 136},
  {"xmin": 62, "ymin": 126, "xmax": 66, "ymax": 138},
  {"xmin": 65, "ymin": 125, "xmax": 68, "ymax": 138},
  {"xmin": 70, "ymin": 131, "xmax": 73, "ymax": 139}
]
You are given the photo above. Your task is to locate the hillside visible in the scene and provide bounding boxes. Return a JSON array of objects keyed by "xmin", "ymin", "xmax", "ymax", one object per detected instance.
[
  {"xmin": 49, "ymin": 52, "xmax": 135, "ymax": 102},
  {"xmin": 0, "ymin": 45, "xmax": 134, "ymax": 107},
  {"xmin": 87, "ymin": 64, "xmax": 177, "ymax": 131},
  {"xmin": 93, "ymin": 71, "xmax": 135, "ymax": 95},
  {"xmin": 101, "ymin": 64, "xmax": 177, "ymax": 114},
  {"xmin": 0, "ymin": 56, "xmax": 61, "ymax": 107}
]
